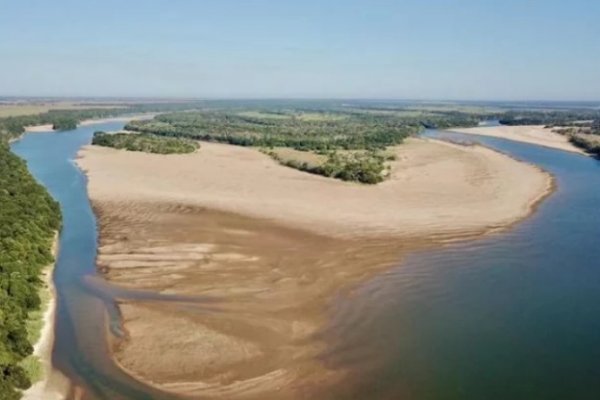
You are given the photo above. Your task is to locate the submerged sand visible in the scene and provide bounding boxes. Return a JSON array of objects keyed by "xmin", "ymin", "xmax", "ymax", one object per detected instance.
[
  {"xmin": 449, "ymin": 125, "xmax": 586, "ymax": 155},
  {"xmin": 77, "ymin": 138, "xmax": 553, "ymax": 399}
]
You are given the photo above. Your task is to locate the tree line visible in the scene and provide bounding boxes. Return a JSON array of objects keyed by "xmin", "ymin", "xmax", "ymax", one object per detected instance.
[
  {"xmin": 0, "ymin": 143, "xmax": 61, "ymax": 399},
  {"xmin": 92, "ymin": 131, "xmax": 198, "ymax": 154}
]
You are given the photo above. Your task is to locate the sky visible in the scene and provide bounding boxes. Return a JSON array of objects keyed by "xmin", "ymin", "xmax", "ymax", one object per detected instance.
[{"xmin": 1, "ymin": 0, "xmax": 599, "ymax": 100}]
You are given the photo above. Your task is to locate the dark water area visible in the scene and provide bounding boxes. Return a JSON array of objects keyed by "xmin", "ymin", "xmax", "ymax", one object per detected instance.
[
  {"xmin": 323, "ymin": 130, "xmax": 600, "ymax": 399},
  {"xmin": 11, "ymin": 124, "xmax": 600, "ymax": 399}
]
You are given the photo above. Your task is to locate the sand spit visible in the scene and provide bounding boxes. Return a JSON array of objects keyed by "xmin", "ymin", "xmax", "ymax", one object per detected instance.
[
  {"xmin": 449, "ymin": 125, "xmax": 586, "ymax": 155},
  {"xmin": 77, "ymin": 138, "xmax": 553, "ymax": 399}
]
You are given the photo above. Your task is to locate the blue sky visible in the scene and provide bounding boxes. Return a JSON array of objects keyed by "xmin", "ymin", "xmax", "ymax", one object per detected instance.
[{"xmin": 1, "ymin": 0, "xmax": 599, "ymax": 100}]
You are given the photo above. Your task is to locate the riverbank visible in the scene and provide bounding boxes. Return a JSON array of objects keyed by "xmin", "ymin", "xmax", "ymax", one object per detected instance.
[
  {"xmin": 449, "ymin": 125, "xmax": 587, "ymax": 155},
  {"xmin": 75, "ymin": 137, "xmax": 553, "ymax": 398},
  {"xmin": 21, "ymin": 235, "xmax": 70, "ymax": 400},
  {"xmin": 24, "ymin": 114, "xmax": 156, "ymax": 133}
]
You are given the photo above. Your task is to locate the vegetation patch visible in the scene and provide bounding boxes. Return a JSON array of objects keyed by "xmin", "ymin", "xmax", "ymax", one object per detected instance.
[
  {"xmin": 569, "ymin": 132, "xmax": 600, "ymax": 156},
  {"xmin": 265, "ymin": 147, "xmax": 391, "ymax": 184},
  {"xmin": 92, "ymin": 132, "xmax": 199, "ymax": 154}
]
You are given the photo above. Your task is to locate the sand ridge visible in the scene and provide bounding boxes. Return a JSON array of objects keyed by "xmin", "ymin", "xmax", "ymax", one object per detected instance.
[{"xmin": 449, "ymin": 125, "xmax": 586, "ymax": 155}]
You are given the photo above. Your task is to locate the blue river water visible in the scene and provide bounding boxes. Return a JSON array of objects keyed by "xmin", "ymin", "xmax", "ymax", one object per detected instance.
[
  {"xmin": 11, "ymin": 124, "xmax": 600, "ymax": 399},
  {"xmin": 12, "ymin": 122, "xmax": 177, "ymax": 400},
  {"xmin": 324, "ymin": 130, "xmax": 600, "ymax": 399}
]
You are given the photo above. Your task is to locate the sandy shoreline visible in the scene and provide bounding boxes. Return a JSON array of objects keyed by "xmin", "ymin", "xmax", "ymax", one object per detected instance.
[
  {"xmin": 21, "ymin": 235, "xmax": 70, "ymax": 400},
  {"xmin": 76, "ymin": 138, "xmax": 553, "ymax": 399},
  {"xmin": 449, "ymin": 125, "xmax": 587, "ymax": 155}
]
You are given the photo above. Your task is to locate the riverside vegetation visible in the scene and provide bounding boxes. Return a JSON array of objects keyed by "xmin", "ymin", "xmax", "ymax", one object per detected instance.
[
  {"xmin": 92, "ymin": 132, "xmax": 198, "ymax": 154},
  {"xmin": 0, "ymin": 142, "xmax": 61, "ymax": 400}
]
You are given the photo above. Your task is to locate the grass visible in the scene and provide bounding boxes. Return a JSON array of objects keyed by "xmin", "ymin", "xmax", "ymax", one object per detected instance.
[
  {"xmin": 18, "ymin": 270, "xmax": 53, "ymax": 384},
  {"xmin": 264, "ymin": 147, "xmax": 391, "ymax": 184},
  {"xmin": 570, "ymin": 133, "xmax": 600, "ymax": 155},
  {"xmin": 237, "ymin": 111, "xmax": 291, "ymax": 120},
  {"xmin": 266, "ymin": 147, "xmax": 327, "ymax": 169}
]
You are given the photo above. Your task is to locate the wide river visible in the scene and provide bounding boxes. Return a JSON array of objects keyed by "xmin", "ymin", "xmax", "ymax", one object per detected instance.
[{"xmin": 11, "ymin": 122, "xmax": 600, "ymax": 399}]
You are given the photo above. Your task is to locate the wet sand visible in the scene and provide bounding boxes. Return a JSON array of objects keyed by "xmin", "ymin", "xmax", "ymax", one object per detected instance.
[
  {"xmin": 77, "ymin": 138, "xmax": 553, "ymax": 399},
  {"xmin": 449, "ymin": 125, "xmax": 586, "ymax": 155}
]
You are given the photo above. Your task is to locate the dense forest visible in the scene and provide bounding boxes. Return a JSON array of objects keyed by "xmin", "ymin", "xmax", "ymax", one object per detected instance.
[
  {"xmin": 0, "ymin": 143, "xmax": 61, "ymax": 399},
  {"xmin": 92, "ymin": 132, "xmax": 198, "ymax": 154}
]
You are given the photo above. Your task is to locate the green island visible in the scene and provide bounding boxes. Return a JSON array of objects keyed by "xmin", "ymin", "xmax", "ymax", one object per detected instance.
[
  {"xmin": 92, "ymin": 132, "xmax": 199, "ymax": 154},
  {"xmin": 123, "ymin": 107, "xmax": 481, "ymax": 183}
]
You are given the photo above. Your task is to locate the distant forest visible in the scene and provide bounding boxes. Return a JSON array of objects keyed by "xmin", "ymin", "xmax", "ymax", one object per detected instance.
[{"xmin": 0, "ymin": 142, "xmax": 61, "ymax": 399}]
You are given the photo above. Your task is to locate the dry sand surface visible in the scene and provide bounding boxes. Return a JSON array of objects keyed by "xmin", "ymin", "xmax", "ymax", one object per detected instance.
[
  {"xmin": 449, "ymin": 125, "xmax": 586, "ymax": 154},
  {"xmin": 77, "ymin": 138, "xmax": 553, "ymax": 399},
  {"xmin": 78, "ymin": 138, "xmax": 551, "ymax": 239}
]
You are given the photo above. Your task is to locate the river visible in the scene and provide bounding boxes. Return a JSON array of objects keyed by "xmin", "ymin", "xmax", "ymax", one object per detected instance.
[{"xmin": 11, "ymin": 123, "xmax": 600, "ymax": 399}]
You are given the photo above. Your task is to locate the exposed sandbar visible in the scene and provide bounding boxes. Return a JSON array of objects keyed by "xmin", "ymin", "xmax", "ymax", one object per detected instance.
[
  {"xmin": 76, "ymin": 138, "xmax": 553, "ymax": 399},
  {"xmin": 449, "ymin": 125, "xmax": 586, "ymax": 155},
  {"xmin": 78, "ymin": 138, "xmax": 552, "ymax": 239}
]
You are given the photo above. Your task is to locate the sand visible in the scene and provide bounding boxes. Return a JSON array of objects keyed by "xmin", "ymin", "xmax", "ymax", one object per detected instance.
[
  {"xmin": 24, "ymin": 124, "xmax": 55, "ymax": 132},
  {"xmin": 77, "ymin": 138, "xmax": 553, "ymax": 399},
  {"xmin": 78, "ymin": 138, "xmax": 551, "ymax": 239},
  {"xmin": 449, "ymin": 125, "xmax": 586, "ymax": 154}
]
